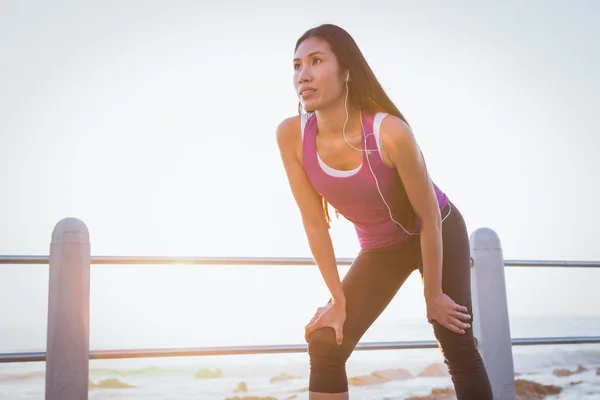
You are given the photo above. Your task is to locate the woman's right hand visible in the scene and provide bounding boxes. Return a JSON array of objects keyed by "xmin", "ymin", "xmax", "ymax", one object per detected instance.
[{"xmin": 304, "ymin": 300, "xmax": 346, "ymax": 345}]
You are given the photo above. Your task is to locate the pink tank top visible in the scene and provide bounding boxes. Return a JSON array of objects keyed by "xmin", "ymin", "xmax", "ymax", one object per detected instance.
[{"xmin": 301, "ymin": 110, "xmax": 449, "ymax": 250}]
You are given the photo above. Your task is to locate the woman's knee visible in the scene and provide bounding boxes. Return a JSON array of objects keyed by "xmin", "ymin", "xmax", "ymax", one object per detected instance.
[
  {"xmin": 436, "ymin": 329, "xmax": 493, "ymax": 399},
  {"xmin": 434, "ymin": 324, "xmax": 484, "ymax": 371},
  {"xmin": 307, "ymin": 327, "xmax": 352, "ymax": 393},
  {"xmin": 307, "ymin": 327, "xmax": 352, "ymax": 368}
]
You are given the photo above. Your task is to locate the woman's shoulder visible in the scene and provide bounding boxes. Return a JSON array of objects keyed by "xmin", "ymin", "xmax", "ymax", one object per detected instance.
[
  {"xmin": 377, "ymin": 113, "xmax": 421, "ymax": 167},
  {"xmin": 276, "ymin": 114, "xmax": 307, "ymax": 160},
  {"xmin": 276, "ymin": 114, "xmax": 301, "ymax": 142},
  {"xmin": 276, "ymin": 112, "xmax": 316, "ymax": 145},
  {"xmin": 379, "ymin": 113, "xmax": 413, "ymax": 143}
]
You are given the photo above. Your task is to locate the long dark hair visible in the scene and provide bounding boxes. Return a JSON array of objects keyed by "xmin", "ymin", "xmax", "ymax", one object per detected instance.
[{"xmin": 295, "ymin": 24, "xmax": 416, "ymax": 229}]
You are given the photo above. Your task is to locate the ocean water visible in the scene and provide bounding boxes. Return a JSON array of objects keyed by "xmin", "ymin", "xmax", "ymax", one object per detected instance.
[{"xmin": 1, "ymin": 265, "xmax": 599, "ymax": 399}]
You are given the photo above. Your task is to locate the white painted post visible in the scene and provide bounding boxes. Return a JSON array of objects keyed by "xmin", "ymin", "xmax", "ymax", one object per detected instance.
[
  {"xmin": 470, "ymin": 227, "xmax": 516, "ymax": 399},
  {"xmin": 46, "ymin": 218, "xmax": 91, "ymax": 400}
]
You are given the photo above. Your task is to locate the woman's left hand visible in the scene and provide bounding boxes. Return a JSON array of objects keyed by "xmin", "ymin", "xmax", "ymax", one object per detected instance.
[{"xmin": 426, "ymin": 292, "xmax": 471, "ymax": 334}]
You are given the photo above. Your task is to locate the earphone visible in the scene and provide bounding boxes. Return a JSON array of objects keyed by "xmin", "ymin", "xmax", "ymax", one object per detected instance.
[{"xmin": 341, "ymin": 72, "xmax": 452, "ymax": 236}]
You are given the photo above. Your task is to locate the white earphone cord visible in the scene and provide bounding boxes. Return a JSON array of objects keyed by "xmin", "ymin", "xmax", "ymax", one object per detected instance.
[{"xmin": 341, "ymin": 74, "xmax": 451, "ymax": 236}]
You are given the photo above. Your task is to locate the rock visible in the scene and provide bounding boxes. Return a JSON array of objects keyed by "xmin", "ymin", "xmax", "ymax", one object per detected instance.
[
  {"xmin": 270, "ymin": 372, "xmax": 299, "ymax": 383},
  {"xmin": 515, "ymin": 379, "xmax": 561, "ymax": 399},
  {"xmin": 554, "ymin": 369, "xmax": 570, "ymax": 377},
  {"xmin": 418, "ymin": 363, "xmax": 450, "ymax": 377},
  {"xmin": 348, "ymin": 368, "xmax": 412, "ymax": 386},
  {"xmin": 195, "ymin": 368, "xmax": 223, "ymax": 379},
  {"xmin": 431, "ymin": 388, "xmax": 456, "ymax": 396},
  {"xmin": 234, "ymin": 381, "xmax": 247, "ymax": 392},
  {"xmin": 225, "ymin": 397, "xmax": 277, "ymax": 400},
  {"xmin": 92, "ymin": 378, "xmax": 135, "ymax": 389},
  {"xmin": 553, "ymin": 364, "xmax": 587, "ymax": 377},
  {"xmin": 597, "ymin": 367, "xmax": 600, "ymax": 376},
  {"xmin": 569, "ymin": 380, "xmax": 583, "ymax": 386},
  {"xmin": 554, "ymin": 368, "xmax": 572, "ymax": 377},
  {"xmin": 372, "ymin": 368, "xmax": 412, "ymax": 381},
  {"xmin": 348, "ymin": 374, "xmax": 382, "ymax": 386},
  {"xmin": 406, "ymin": 387, "xmax": 456, "ymax": 400}
]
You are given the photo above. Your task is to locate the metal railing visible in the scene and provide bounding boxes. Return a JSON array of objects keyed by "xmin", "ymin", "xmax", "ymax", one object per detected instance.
[
  {"xmin": 1, "ymin": 255, "xmax": 599, "ymax": 364},
  {"xmin": 2, "ymin": 336, "xmax": 600, "ymax": 364},
  {"xmin": 2, "ymin": 255, "xmax": 599, "ymax": 268},
  {"xmin": 1, "ymin": 218, "xmax": 599, "ymax": 399},
  {"xmin": 0, "ymin": 255, "xmax": 600, "ymax": 363}
]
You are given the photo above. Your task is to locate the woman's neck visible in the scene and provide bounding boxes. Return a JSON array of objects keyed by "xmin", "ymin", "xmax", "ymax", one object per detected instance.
[{"xmin": 314, "ymin": 101, "xmax": 362, "ymax": 139}]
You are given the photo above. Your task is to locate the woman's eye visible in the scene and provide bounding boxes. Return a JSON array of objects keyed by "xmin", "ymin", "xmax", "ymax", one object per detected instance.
[
  {"xmin": 313, "ymin": 58, "xmax": 321, "ymax": 65},
  {"xmin": 293, "ymin": 63, "xmax": 300, "ymax": 70}
]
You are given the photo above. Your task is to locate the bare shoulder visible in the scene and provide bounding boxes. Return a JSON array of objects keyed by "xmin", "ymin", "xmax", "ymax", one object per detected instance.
[
  {"xmin": 379, "ymin": 114, "xmax": 417, "ymax": 151},
  {"xmin": 276, "ymin": 114, "xmax": 304, "ymax": 164},
  {"xmin": 276, "ymin": 115, "xmax": 302, "ymax": 147}
]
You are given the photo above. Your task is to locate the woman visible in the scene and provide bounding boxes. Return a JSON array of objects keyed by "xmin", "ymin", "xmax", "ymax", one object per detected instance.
[{"xmin": 276, "ymin": 24, "xmax": 493, "ymax": 399}]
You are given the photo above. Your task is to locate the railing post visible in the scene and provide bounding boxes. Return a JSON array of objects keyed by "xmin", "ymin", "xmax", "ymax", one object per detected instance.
[
  {"xmin": 46, "ymin": 218, "xmax": 91, "ymax": 400},
  {"xmin": 470, "ymin": 227, "xmax": 516, "ymax": 399}
]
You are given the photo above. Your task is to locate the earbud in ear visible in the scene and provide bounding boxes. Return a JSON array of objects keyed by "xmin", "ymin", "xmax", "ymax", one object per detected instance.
[{"xmin": 346, "ymin": 72, "xmax": 350, "ymax": 82}]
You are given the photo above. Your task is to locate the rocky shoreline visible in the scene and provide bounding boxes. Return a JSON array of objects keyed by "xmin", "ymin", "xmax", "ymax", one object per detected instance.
[{"xmin": 81, "ymin": 363, "xmax": 600, "ymax": 399}]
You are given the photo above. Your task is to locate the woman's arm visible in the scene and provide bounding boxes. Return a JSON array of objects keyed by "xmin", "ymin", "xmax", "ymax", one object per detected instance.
[
  {"xmin": 276, "ymin": 116, "xmax": 345, "ymax": 306},
  {"xmin": 379, "ymin": 116, "xmax": 443, "ymax": 299},
  {"xmin": 379, "ymin": 116, "xmax": 471, "ymax": 335}
]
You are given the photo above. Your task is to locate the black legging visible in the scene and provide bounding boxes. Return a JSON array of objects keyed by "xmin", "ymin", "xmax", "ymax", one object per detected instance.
[{"xmin": 307, "ymin": 201, "xmax": 493, "ymax": 399}]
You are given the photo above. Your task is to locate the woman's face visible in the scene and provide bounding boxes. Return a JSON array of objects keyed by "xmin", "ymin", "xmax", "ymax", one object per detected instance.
[{"xmin": 293, "ymin": 37, "xmax": 346, "ymax": 112}]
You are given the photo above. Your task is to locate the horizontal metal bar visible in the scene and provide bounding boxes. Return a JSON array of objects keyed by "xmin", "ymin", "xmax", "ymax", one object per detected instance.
[
  {"xmin": 0, "ymin": 255, "xmax": 50, "ymax": 265},
  {"xmin": 2, "ymin": 336, "xmax": 599, "ymax": 364},
  {"xmin": 1, "ymin": 255, "xmax": 599, "ymax": 268},
  {"xmin": 503, "ymin": 260, "xmax": 600, "ymax": 268},
  {"xmin": 0, "ymin": 341, "xmax": 435, "ymax": 363},
  {"xmin": 0, "ymin": 255, "xmax": 351, "ymax": 266},
  {"xmin": 510, "ymin": 336, "xmax": 600, "ymax": 346}
]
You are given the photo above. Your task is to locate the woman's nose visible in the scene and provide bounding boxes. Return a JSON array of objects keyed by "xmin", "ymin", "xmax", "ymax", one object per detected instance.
[{"xmin": 297, "ymin": 68, "xmax": 311, "ymax": 84}]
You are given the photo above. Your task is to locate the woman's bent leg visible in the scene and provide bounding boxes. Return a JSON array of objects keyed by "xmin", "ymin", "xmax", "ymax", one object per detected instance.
[
  {"xmin": 308, "ymin": 238, "xmax": 421, "ymax": 397},
  {"xmin": 423, "ymin": 202, "xmax": 493, "ymax": 399}
]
